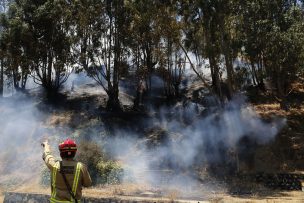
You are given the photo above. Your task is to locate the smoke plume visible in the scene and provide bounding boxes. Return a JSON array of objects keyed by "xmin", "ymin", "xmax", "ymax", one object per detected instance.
[
  {"xmin": 0, "ymin": 87, "xmax": 285, "ymax": 199},
  {"xmin": 101, "ymin": 95, "xmax": 285, "ymax": 196}
]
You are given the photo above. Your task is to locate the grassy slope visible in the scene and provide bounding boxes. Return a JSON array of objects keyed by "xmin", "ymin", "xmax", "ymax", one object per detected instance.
[{"xmin": 250, "ymin": 79, "xmax": 304, "ymax": 173}]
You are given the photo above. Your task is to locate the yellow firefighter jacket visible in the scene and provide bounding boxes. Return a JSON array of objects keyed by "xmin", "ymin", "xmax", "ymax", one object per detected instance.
[{"xmin": 43, "ymin": 144, "xmax": 92, "ymax": 203}]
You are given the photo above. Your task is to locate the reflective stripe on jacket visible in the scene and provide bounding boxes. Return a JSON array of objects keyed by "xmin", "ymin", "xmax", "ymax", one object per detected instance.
[
  {"xmin": 42, "ymin": 144, "xmax": 92, "ymax": 202},
  {"xmin": 50, "ymin": 162, "xmax": 82, "ymax": 203}
]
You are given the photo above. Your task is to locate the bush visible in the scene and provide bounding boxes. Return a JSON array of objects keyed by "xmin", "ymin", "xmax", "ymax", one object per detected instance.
[
  {"xmin": 76, "ymin": 141, "xmax": 105, "ymax": 184},
  {"xmin": 96, "ymin": 160, "xmax": 123, "ymax": 184},
  {"xmin": 76, "ymin": 141, "xmax": 105, "ymax": 167},
  {"xmin": 76, "ymin": 140, "xmax": 123, "ymax": 185}
]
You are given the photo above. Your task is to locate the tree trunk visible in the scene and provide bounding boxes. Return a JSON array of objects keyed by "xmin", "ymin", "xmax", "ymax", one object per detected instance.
[
  {"xmin": 47, "ymin": 51, "xmax": 53, "ymax": 88},
  {"xmin": 21, "ymin": 70, "xmax": 27, "ymax": 90},
  {"xmin": 174, "ymin": 83, "xmax": 179, "ymax": 98},
  {"xmin": 276, "ymin": 66, "xmax": 289, "ymax": 111},
  {"xmin": 12, "ymin": 66, "xmax": 20, "ymax": 91},
  {"xmin": 250, "ymin": 61, "xmax": 258, "ymax": 86},
  {"xmin": 220, "ymin": 17, "xmax": 234, "ymax": 100},
  {"xmin": 106, "ymin": 12, "xmax": 121, "ymax": 112},
  {"xmin": 204, "ymin": 18, "xmax": 222, "ymax": 101},
  {"xmin": 0, "ymin": 59, "xmax": 3, "ymax": 97},
  {"xmin": 106, "ymin": 88, "xmax": 121, "ymax": 111},
  {"xmin": 222, "ymin": 32, "xmax": 235, "ymax": 97},
  {"xmin": 209, "ymin": 55, "xmax": 222, "ymax": 101},
  {"xmin": 224, "ymin": 53, "xmax": 234, "ymax": 99}
]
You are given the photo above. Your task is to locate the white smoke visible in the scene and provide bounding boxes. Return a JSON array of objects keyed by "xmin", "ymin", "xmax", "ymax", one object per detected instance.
[
  {"xmin": 0, "ymin": 95, "xmax": 44, "ymax": 187},
  {"xmin": 102, "ymin": 95, "xmax": 285, "ymax": 196},
  {"xmin": 0, "ymin": 85, "xmax": 286, "ymax": 199},
  {"xmin": 0, "ymin": 94, "xmax": 68, "ymax": 189}
]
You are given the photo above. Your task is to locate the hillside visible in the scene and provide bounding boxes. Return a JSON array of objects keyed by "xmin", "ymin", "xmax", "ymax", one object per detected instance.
[{"xmin": 1, "ymin": 78, "xmax": 304, "ymax": 202}]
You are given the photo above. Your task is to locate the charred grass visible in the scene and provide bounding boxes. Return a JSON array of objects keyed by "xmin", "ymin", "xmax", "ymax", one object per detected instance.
[
  {"xmin": 2, "ymin": 79, "xmax": 304, "ymax": 202},
  {"xmin": 41, "ymin": 79, "xmax": 304, "ymax": 200}
]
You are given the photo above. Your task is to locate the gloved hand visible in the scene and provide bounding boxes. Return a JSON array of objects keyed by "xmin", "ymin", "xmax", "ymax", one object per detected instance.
[
  {"xmin": 41, "ymin": 140, "xmax": 49, "ymax": 148},
  {"xmin": 41, "ymin": 140, "xmax": 51, "ymax": 161}
]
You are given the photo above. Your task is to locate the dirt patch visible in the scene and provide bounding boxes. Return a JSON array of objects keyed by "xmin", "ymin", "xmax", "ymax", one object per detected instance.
[
  {"xmin": 3, "ymin": 188, "xmax": 304, "ymax": 203},
  {"xmin": 215, "ymin": 191, "xmax": 304, "ymax": 202}
]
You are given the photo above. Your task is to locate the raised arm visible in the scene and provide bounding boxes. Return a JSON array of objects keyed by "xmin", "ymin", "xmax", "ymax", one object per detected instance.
[{"xmin": 42, "ymin": 141, "xmax": 57, "ymax": 169}]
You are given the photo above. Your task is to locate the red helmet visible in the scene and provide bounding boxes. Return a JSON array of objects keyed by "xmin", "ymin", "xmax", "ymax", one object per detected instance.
[{"xmin": 59, "ymin": 138, "xmax": 77, "ymax": 158}]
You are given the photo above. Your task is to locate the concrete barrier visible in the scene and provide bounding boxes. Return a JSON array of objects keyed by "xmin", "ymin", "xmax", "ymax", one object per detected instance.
[
  {"xmin": 4, "ymin": 192, "xmax": 206, "ymax": 203},
  {"xmin": 4, "ymin": 192, "xmax": 50, "ymax": 203}
]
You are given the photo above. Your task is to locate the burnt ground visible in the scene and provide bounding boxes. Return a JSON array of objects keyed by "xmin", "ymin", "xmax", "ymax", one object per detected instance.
[
  {"xmin": 59, "ymin": 80, "xmax": 303, "ymax": 191},
  {"xmin": 250, "ymin": 80, "xmax": 304, "ymax": 172},
  {"xmin": 1, "ymin": 78, "xmax": 304, "ymax": 202}
]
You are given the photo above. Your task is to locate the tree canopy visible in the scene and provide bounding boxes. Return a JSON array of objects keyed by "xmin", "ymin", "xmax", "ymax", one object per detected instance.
[{"xmin": 0, "ymin": 0, "xmax": 303, "ymax": 109}]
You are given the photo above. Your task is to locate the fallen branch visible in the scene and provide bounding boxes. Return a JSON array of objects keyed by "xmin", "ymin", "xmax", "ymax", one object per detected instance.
[{"xmin": 178, "ymin": 41, "xmax": 210, "ymax": 89}]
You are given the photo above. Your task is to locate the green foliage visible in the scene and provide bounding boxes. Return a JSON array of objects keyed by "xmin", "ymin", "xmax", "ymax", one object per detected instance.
[
  {"xmin": 239, "ymin": 1, "xmax": 304, "ymax": 96},
  {"xmin": 75, "ymin": 141, "xmax": 104, "ymax": 184},
  {"xmin": 76, "ymin": 140, "xmax": 123, "ymax": 185},
  {"xmin": 96, "ymin": 160, "xmax": 123, "ymax": 185},
  {"xmin": 1, "ymin": 0, "xmax": 74, "ymax": 95},
  {"xmin": 1, "ymin": 0, "xmax": 304, "ymax": 104}
]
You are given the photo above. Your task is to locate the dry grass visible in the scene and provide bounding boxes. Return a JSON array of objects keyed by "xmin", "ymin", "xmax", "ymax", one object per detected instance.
[
  {"xmin": 252, "ymin": 99, "xmax": 304, "ymax": 171},
  {"xmin": 253, "ymin": 103, "xmax": 304, "ymax": 118},
  {"xmin": 3, "ymin": 185, "xmax": 304, "ymax": 203},
  {"xmin": 83, "ymin": 183, "xmax": 160, "ymax": 197},
  {"xmin": 253, "ymin": 103, "xmax": 284, "ymax": 117},
  {"xmin": 291, "ymin": 79, "xmax": 304, "ymax": 93},
  {"xmin": 1, "ymin": 169, "xmax": 304, "ymax": 202},
  {"xmin": 45, "ymin": 112, "xmax": 73, "ymax": 127}
]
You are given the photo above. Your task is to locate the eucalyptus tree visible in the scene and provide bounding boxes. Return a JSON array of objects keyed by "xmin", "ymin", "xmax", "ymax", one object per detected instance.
[
  {"xmin": 154, "ymin": 0, "xmax": 185, "ymax": 98},
  {"xmin": 126, "ymin": 0, "xmax": 160, "ymax": 106},
  {"xmin": 0, "ymin": 3, "xmax": 33, "ymax": 92},
  {"xmin": 74, "ymin": 0, "xmax": 131, "ymax": 111},
  {"xmin": 4, "ymin": 0, "xmax": 74, "ymax": 97},
  {"xmin": 239, "ymin": 0, "xmax": 304, "ymax": 108},
  {"xmin": 31, "ymin": 0, "xmax": 74, "ymax": 97},
  {"xmin": 217, "ymin": 0, "xmax": 242, "ymax": 97},
  {"xmin": 199, "ymin": 0, "xmax": 239, "ymax": 100},
  {"xmin": 180, "ymin": 0, "xmax": 227, "ymax": 100},
  {"xmin": 238, "ymin": 1, "xmax": 271, "ymax": 87},
  {"xmin": 0, "ymin": 15, "xmax": 5, "ymax": 97},
  {"xmin": 262, "ymin": 1, "xmax": 304, "ymax": 106},
  {"xmin": 0, "ymin": 0, "xmax": 10, "ymax": 97}
]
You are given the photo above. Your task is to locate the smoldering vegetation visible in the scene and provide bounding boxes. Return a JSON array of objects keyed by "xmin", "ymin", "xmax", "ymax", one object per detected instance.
[
  {"xmin": 102, "ymin": 96, "xmax": 285, "ymax": 195},
  {"xmin": 0, "ymin": 80, "xmax": 286, "ymax": 198}
]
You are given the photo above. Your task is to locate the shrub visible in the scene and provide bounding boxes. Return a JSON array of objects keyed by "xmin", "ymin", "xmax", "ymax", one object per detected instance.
[
  {"xmin": 76, "ymin": 141, "xmax": 105, "ymax": 184},
  {"xmin": 76, "ymin": 140, "xmax": 123, "ymax": 185},
  {"xmin": 96, "ymin": 160, "xmax": 123, "ymax": 184}
]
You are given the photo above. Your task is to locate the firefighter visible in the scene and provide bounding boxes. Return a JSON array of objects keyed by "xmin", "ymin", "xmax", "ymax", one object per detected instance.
[{"xmin": 42, "ymin": 138, "xmax": 92, "ymax": 203}]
